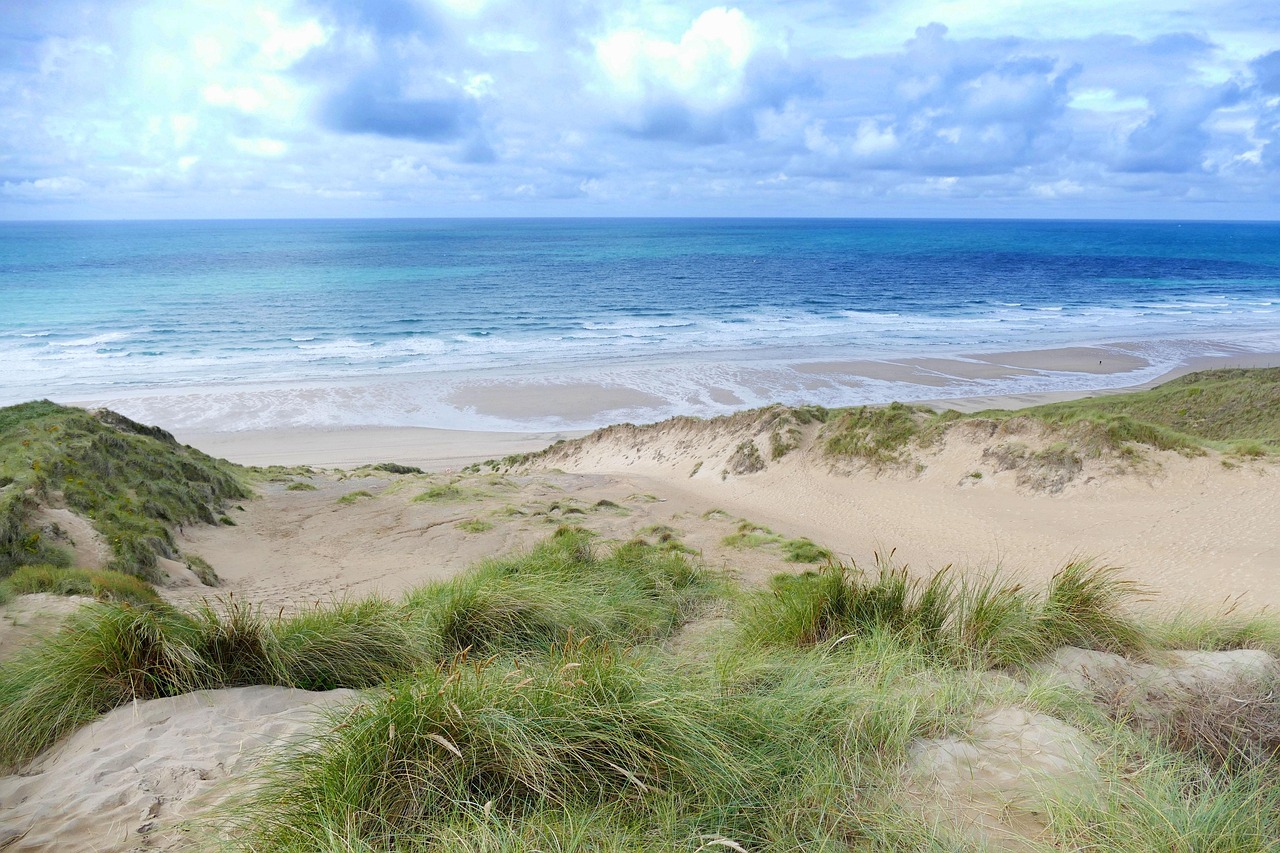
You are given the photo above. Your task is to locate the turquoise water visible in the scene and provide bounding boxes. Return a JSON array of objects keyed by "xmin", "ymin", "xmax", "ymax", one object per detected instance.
[{"xmin": 2, "ymin": 218, "xmax": 1278, "ymax": 429}]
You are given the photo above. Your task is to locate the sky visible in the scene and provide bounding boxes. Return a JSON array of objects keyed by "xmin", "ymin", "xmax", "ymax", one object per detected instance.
[{"xmin": 1, "ymin": 0, "xmax": 1279, "ymax": 220}]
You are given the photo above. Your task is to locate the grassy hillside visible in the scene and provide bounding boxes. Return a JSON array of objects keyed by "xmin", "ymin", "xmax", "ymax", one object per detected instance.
[
  {"xmin": 822, "ymin": 367, "xmax": 1280, "ymax": 467},
  {"xmin": 1027, "ymin": 367, "xmax": 1280, "ymax": 448},
  {"xmin": 0, "ymin": 401, "xmax": 250, "ymax": 582}
]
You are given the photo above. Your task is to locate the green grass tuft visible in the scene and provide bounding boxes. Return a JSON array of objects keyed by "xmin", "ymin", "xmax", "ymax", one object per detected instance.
[
  {"xmin": 782, "ymin": 537, "xmax": 833, "ymax": 564},
  {"xmin": 0, "ymin": 564, "xmax": 161, "ymax": 605},
  {"xmin": 405, "ymin": 527, "xmax": 713, "ymax": 657},
  {"xmin": 822, "ymin": 402, "xmax": 955, "ymax": 465},
  {"xmin": 0, "ymin": 595, "xmax": 422, "ymax": 768},
  {"xmin": 741, "ymin": 557, "xmax": 1144, "ymax": 667},
  {"xmin": 414, "ymin": 483, "xmax": 466, "ymax": 502},
  {"xmin": 373, "ymin": 462, "xmax": 425, "ymax": 475}
]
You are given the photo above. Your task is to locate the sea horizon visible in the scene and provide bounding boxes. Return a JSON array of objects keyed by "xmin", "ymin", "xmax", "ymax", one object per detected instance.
[{"xmin": 4, "ymin": 217, "xmax": 1279, "ymax": 432}]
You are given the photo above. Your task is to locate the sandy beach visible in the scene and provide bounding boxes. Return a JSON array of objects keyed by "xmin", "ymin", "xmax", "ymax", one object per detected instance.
[
  {"xmin": 139, "ymin": 344, "xmax": 1280, "ymax": 469},
  {"xmin": 120, "ymin": 345, "xmax": 1276, "ymax": 618}
]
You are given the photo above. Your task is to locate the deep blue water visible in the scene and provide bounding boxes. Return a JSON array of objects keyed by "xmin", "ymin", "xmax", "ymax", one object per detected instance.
[{"xmin": 2, "ymin": 218, "xmax": 1278, "ymax": 427}]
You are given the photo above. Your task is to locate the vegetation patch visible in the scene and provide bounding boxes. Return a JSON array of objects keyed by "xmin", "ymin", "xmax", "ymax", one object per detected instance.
[
  {"xmin": 0, "ymin": 401, "xmax": 250, "ymax": 582},
  {"xmin": 781, "ymin": 537, "xmax": 833, "ymax": 564},
  {"xmin": 336, "ymin": 490, "xmax": 374, "ymax": 505},
  {"xmin": 1026, "ymin": 367, "xmax": 1280, "ymax": 450},
  {"xmin": 741, "ymin": 558, "xmax": 1146, "ymax": 667},
  {"xmin": 284, "ymin": 482, "xmax": 317, "ymax": 492},
  {"xmin": 723, "ymin": 439, "xmax": 766, "ymax": 476},
  {"xmin": 723, "ymin": 521, "xmax": 832, "ymax": 563},
  {"xmin": 5, "ymin": 525, "xmax": 1280, "ymax": 851},
  {"xmin": 822, "ymin": 402, "xmax": 956, "ymax": 466},
  {"xmin": 455, "ymin": 518, "xmax": 493, "ymax": 534},
  {"xmin": 0, "ymin": 564, "xmax": 160, "ymax": 606},
  {"xmin": 0, "ymin": 528, "xmax": 713, "ymax": 769},
  {"xmin": 372, "ymin": 462, "xmax": 425, "ymax": 475},
  {"xmin": 769, "ymin": 424, "xmax": 802, "ymax": 460},
  {"xmin": 413, "ymin": 483, "xmax": 471, "ymax": 503},
  {"xmin": 0, "ymin": 596, "xmax": 420, "ymax": 767}
]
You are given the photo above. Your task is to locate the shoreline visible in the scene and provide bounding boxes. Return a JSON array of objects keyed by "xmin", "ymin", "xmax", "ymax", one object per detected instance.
[{"xmin": 156, "ymin": 346, "xmax": 1280, "ymax": 469}]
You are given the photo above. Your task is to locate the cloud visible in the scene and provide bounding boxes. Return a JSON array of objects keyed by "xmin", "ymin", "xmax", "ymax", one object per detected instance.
[
  {"xmin": 593, "ymin": 6, "xmax": 810, "ymax": 143},
  {"xmin": 1254, "ymin": 50, "xmax": 1280, "ymax": 94},
  {"xmin": 1114, "ymin": 84, "xmax": 1242, "ymax": 173},
  {"xmin": 791, "ymin": 24, "xmax": 1077, "ymax": 176},
  {"xmin": 0, "ymin": 0, "xmax": 1278, "ymax": 218},
  {"xmin": 304, "ymin": 0, "xmax": 439, "ymax": 38},
  {"xmin": 320, "ymin": 74, "xmax": 477, "ymax": 141}
]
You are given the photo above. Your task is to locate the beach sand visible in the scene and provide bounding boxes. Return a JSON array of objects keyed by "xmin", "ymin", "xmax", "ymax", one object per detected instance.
[
  {"xmin": 69, "ymin": 340, "xmax": 1280, "ymax": 443},
  {"xmin": 149, "ymin": 343, "xmax": 1280, "ymax": 615}
]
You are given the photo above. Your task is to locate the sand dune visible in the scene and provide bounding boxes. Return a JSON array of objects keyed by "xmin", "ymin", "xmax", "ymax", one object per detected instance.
[
  {"xmin": 164, "ymin": 405, "xmax": 1280, "ymax": 614},
  {"xmin": 4, "ymin": 388, "xmax": 1279, "ymax": 852},
  {"xmin": 0, "ymin": 686, "xmax": 357, "ymax": 853}
]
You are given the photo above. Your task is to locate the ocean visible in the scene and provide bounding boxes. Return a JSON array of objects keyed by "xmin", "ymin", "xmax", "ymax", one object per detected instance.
[{"xmin": 2, "ymin": 218, "xmax": 1278, "ymax": 431}]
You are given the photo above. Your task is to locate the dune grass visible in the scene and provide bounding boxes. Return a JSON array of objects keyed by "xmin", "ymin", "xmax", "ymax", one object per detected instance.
[
  {"xmin": 0, "ymin": 563, "xmax": 161, "ymax": 605},
  {"xmin": 740, "ymin": 558, "xmax": 1146, "ymax": 668},
  {"xmin": 4, "ymin": 524, "xmax": 1278, "ymax": 850},
  {"xmin": 0, "ymin": 595, "xmax": 420, "ymax": 767},
  {"xmin": 214, "ymin": 551, "xmax": 1277, "ymax": 851},
  {"xmin": 818, "ymin": 368, "xmax": 1280, "ymax": 471},
  {"xmin": 0, "ymin": 527, "xmax": 712, "ymax": 770},
  {"xmin": 721, "ymin": 520, "xmax": 834, "ymax": 564},
  {"xmin": 0, "ymin": 401, "xmax": 250, "ymax": 581},
  {"xmin": 404, "ymin": 526, "xmax": 714, "ymax": 656},
  {"xmin": 1029, "ymin": 367, "xmax": 1280, "ymax": 448}
]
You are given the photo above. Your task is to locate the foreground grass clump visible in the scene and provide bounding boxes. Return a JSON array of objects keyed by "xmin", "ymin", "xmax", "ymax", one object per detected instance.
[
  {"xmin": 0, "ymin": 597, "xmax": 420, "ymax": 767},
  {"xmin": 233, "ymin": 640, "xmax": 753, "ymax": 850},
  {"xmin": 741, "ymin": 558, "xmax": 1146, "ymax": 667},
  {"xmin": 0, "ymin": 529, "xmax": 712, "ymax": 769},
  {"xmin": 0, "ymin": 401, "xmax": 250, "ymax": 581},
  {"xmin": 225, "ymin": 633, "xmax": 984, "ymax": 852}
]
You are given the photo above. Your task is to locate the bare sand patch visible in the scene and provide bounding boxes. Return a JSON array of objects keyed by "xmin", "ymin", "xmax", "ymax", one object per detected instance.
[{"xmin": 0, "ymin": 686, "xmax": 356, "ymax": 853}]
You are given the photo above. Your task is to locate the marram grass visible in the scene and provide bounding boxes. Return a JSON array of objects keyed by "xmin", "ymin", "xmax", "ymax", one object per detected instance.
[
  {"xmin": 0, "ymin": 528, "xmax": 711, "ymax": 769},
  {"xmin": 738, "ymin": 557, "xmax": 1146, "ymax": 668},
  {"xmin": 4, "ymin": 526, "xmax": 1280, "ymax": 851},
  {"xmin": 0, "ymin": 400, "xmax": 250, "ymax": 581}
]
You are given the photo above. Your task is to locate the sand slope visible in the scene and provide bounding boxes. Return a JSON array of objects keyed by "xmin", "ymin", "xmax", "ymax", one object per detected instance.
[
  {"xmin": 0, "ymin": 686, "xmax": 357, "ymax": 853},
  {"xmin": 170, "ymin": 409, "xmax": 1280, "ymax": 613}
]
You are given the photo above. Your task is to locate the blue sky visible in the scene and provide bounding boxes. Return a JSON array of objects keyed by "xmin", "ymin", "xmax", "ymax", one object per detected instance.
[{"xmin": 1, "ymin": 0, "xmax": 1278, "ymax": 219}]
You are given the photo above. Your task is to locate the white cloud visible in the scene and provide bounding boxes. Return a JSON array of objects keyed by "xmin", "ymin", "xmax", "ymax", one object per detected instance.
[
  {"xmin": 231, "ymin": 136, "xmax": 288, "ymax": 157},
  {"xmin": 1069, "ymin": 89, "xmax": 1149, "ymax": 112},
  {"xmin": 3, "ymin": 176, "xmax": 89, "ymax": 197},
  {"xmin": 203, "ymin": 84, "xmax": 269, "ymax": 113},
  {"xmin": 595, "ymin": 7, "xmax": 760, "ymax": 109},
  {"xmin": 0, "ymin": 0, "xmax": 1278, "ymax": 218}
]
